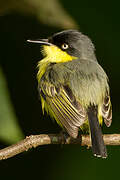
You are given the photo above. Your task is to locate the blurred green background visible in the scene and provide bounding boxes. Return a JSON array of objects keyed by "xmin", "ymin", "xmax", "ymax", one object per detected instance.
[{"xmin": 0, "ymin": 0, "xmax": 120, "ymax": 179}]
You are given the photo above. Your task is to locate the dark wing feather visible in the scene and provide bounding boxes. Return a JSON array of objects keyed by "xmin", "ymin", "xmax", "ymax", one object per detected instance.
[
  {"xmin": 102, "ymin": 94, "xmax": 112, "ymax": 127},
  {"xmin": 41, "ymin": 82, "xmax": 86, "ymax": 138},
  {"xmin": 48, "ymin": 97, "xmax": 79, "ymax": 138}
]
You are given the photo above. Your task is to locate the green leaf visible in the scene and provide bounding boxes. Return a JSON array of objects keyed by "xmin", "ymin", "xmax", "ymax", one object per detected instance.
[{"xmin": 0, "ymin": 67, "xmax": 24, "ymax": 144}]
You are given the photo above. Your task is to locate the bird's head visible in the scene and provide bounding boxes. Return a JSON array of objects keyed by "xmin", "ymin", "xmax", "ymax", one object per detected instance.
[{"xmin": 27, "ymin": 29, "xmax": 96, "ymax": 63}]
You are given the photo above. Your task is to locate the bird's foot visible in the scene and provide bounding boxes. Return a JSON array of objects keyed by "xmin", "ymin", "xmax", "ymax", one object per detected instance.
[{"xmin": 59, "ymin": 131, "xmax": 70, "ymax": 144}]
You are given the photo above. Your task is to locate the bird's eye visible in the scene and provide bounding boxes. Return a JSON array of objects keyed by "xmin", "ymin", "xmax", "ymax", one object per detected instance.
[{"xmin": 61, "ymin": 43, "xmax": 69, "ymax": 50}]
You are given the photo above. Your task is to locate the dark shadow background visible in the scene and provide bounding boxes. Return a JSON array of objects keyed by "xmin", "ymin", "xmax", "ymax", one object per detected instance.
[{"xmin": 0, "ymin": 1, "xmax": 120, "ymax": 180}]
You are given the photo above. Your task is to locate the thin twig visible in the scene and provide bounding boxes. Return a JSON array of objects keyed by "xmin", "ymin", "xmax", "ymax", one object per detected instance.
[{"xmin": 0, "ymin": 134, "xmax": 120, "ymax": 160}]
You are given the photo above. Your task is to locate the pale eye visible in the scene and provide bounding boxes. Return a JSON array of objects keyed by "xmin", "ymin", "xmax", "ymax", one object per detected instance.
[{"xmin": 61, "ymin": 43, "xmax": 69, "ymax": 50}]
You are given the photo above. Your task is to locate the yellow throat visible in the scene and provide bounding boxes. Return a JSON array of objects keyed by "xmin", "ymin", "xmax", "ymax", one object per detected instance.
[{"xmin": 37, "ymin": 45, "xmax": 77, "ymax": 82}]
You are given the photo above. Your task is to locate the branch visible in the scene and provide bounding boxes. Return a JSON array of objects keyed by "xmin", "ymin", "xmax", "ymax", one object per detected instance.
[{"xmin": 0, "ymin": 134, "xmax": 120, "ymax": 160}]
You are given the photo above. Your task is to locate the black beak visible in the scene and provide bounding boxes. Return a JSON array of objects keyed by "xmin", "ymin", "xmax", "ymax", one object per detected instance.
[{"xmin": 27, "ymin": 39, "xmax": 52, "ymax": 46}]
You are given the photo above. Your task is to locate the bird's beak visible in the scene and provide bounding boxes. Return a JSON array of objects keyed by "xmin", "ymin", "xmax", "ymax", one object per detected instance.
[{"xmin": 27, "ymin": 39, "xmax": 52, "ymax": 46}]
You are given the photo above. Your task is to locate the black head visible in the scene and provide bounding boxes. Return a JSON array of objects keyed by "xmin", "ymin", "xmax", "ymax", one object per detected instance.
[{"xmin": 48, "ymin": 29, "xmax": 97, "ymax": 61}]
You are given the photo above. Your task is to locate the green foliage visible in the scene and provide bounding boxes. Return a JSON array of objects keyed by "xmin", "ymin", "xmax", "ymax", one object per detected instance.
[{"xmin": 0, "ymin": 67, "xmax": 24, "ymax": 144}]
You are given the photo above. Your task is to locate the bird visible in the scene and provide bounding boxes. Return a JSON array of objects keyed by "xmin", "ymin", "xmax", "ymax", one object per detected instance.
[{"xmin": 27, "ymin": 29, "xmax": 112, "ymax": 158}]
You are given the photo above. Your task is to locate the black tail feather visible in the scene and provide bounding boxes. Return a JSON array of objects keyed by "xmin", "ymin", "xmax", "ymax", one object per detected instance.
[{"xmin": 87, "ymin": 106, "xmax": 107, "ymax": 158}]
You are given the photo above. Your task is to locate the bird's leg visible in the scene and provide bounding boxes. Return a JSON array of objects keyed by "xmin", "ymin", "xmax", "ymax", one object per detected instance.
[
  {"xmin": 59, "ymin": 130, "xmax": 82, "ymax": 145},
  {"xmin": 59, "ymin": 130, "xmax": 70, "ymax": 144}
]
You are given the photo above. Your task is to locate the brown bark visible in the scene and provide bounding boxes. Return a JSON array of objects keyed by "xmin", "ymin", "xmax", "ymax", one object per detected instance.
[{"xmin": 0, "ymin": 134, "xmax": 119, "ymax": 160}]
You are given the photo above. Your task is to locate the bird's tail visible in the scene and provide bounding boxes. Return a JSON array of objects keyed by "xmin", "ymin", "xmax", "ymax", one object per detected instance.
[{"xmin": 87, "ymin": 106, "xmax": 107, "ymax": 158}]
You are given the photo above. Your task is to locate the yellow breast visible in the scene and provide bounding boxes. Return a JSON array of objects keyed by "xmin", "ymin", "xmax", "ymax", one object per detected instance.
[{"xmin": 37, "ymin": 44, "xmax": 77, "ymax": 82}]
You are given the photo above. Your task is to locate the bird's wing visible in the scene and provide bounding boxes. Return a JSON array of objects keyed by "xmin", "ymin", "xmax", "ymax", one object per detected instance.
[
  {"xmin": 40, "ymin": 82, "xmax": 86, "ymax": 138},
  {"xmin": 102, "ymin": 94, "xmax": 112, "ymax": 127}
]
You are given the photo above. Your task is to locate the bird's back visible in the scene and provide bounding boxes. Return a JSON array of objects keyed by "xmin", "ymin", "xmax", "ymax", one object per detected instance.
[{"xmin": 42, "ymin": 59, "xmax": 109, "ymax": 108}]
